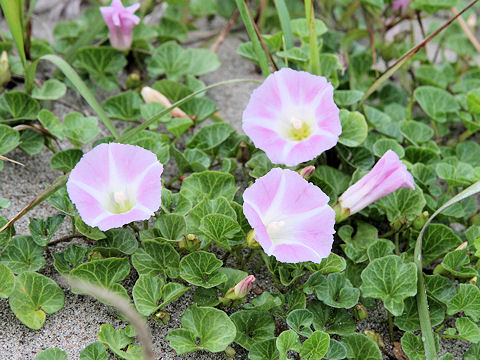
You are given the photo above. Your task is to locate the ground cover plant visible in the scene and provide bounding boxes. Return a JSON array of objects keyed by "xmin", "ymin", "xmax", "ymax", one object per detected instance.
[{"xmin": 1, "ymin": 0, "xmax": 480, "ymax": 359}]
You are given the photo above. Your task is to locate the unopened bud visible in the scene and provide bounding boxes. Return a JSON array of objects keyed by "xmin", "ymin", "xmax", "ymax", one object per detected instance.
[
  {"xmin": 455, "ymin": 241, "xmax": 468, "ymax": 251},
  {"xmin": 298, "ymin": 165, "xmax": 315, "ymax": 180},
  {"xmin": 0, "ymin": 51, "xmax": 11, "ymax": 89},
  {"xmin": 88, "ymin": 250, "xmax": 103, "ymax": 261},
  {"xmin": 233, "ymin": 275, "xmax": 255, "ymax": 298},
  {"xmin": 141, "ymin": 86, "xmax": 190, "ymax": 119},
  {"xmin": 154, "ymin": 311, "xmax": 170, "ymax": 324},
  {"xmin": 220, "ymin": 275, "xmax": 255, "ymax": 306},
  {"xmin": 364, "ymin": 330, "xmax": 384, "ymax": 350},
  {"xmin": 140, "ymin": 0, "xmax": 155, "ymax": 15},
  {"xmin": 391, "ymin": 217, "xmax": 408, "ymax": 232},
  {"xmin": 353, "ymin": 304, "xmax": 368, "ymax": 320},
  {"xmin": 126, "ymin": 71, "xmax": 141, "ymax": 89},
  {"xmin": 236, "ymin": 140, "xmax": 251, "ymax": 164},
  {"xmin": 413, "ymin": 211, "xmax": 429, "ymax": 230},
  {"xmin": 224, "ymin": 346, "xmax": 235, "ymax": 360},
  {"xmin": 467, "ymin": 276, "xmax": 477, "ymax": 285},
  {"xmin": 246, "ymin": 229, "xmax": 261, "ymax": 249},
  {"xmin": 467, "ymin": 13, "xmax": 477, "ymax": 29},
  {"xmin": 178, "ymin": 233, "xmax": 200, "ymax": 252}
]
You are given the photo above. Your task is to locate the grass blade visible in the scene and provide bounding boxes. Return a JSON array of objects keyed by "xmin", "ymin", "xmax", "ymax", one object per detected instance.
[
  {"xmin": 274, "ymin": 0, "xmax": 294, "ymax": 50},
  {"xmin": 305, "ymin": 0, "xmax": 320, "ymax": 75},
  {"xmin": 414, "ymin": 180, "xmax": 480, "ymax": 359},
  {"xmin": 0, "ymin": 0, "xmax": 27, "ymax": 68},
  {"xmin": 39, "ymin": 54, "xmax": 119, "ymax": 139},
  {"xmin": 235, "ymin": 0, "xmax": 271, "ymax": 77}
]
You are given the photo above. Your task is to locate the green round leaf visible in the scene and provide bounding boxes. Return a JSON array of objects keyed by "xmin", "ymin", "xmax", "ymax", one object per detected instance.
[
  {"xmin": 0, "ymin": 264, "xmax": 15, "ymax": 298},
  {"xmin": 342, "ymin": 334, "xmax": 382, "ymax": 360},
  {"xmin": 0, "ymin": 124, "xmax": 20, "ymax": 155},
  {"xmin": 9, "ymin": 272, "xmax": 65, "ymax": 330},
  {"xmin": 414, "ymin": 86, "xmax": 459, "ymax": 122},
  {"xmin": 179, "ymin": 251, "xmax": 227, "ymax": 288},
  {"xmin": 360, "ymin": 255, "xmax": 417, "ymax": 316},
  {"xmin": 300, "ymin": 330, "xmax": 330, "ymax": 360},
  {"xmin": 0, "ymin": 235, "xmax": 46, "ymax": 274},
  {"xmin": 32, "ymin": 79, "xmax": 67, "ymax": 100},
  {"xmin": 166, "ymin": 305, "xmax": 236, "ymax": 354},
  {"xmin": 50, "ymin": 149, "xmax": 83, "ymax": 172},
  {"xmin": 338, "ymin": 110, "xmax": 367, "ymax": 147},
  {"xmin": 35, "ymin": 348, "xmax": 67, "ymax": 360}
]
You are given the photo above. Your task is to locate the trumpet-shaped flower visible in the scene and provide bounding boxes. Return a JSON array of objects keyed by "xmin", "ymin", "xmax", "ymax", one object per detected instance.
[
  {"xmin": 242, "ymin": 68, "xmax": 341, "ymax": 166},
  {"xmin": 100, "ymin": 0, "xmax": 140, "ymax": 51},
  {"xmin": 67, "ymin": 143, "xmax": 163, "ymax": 231},
  {"xmin": 243, "ymin": 168, "xmax": 335, "ymax": 263},
  {"xmin": 336, "ymin": 150, "xmax": 414, "ymax": 221}
]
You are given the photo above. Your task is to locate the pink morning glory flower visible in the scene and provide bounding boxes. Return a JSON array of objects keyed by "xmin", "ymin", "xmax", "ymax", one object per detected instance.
[
  {"xmin": 335, "ymin": 150, "xmax": 415, "ymax": 222},
  {"xmin": 66, "ymin": 143, "xmax": 163, "ymax": 231},
  {"xmin": 243, "ymin": 168, "xmax": 335, "ymax": 263},
  {"xmin": 100, "ymin": 0, "xmax": 140, "ymax": 51},
  {"xmin": 392, "ymin": 0, "xmax": 410, "ymax": 13},
  {"xmin": 242, "ymin": 68, "xmax": 341, "ymax": 167}
]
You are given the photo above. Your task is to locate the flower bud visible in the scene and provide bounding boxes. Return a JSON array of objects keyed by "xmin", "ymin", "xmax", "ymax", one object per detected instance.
[
  {"xmin": 413, "ymin": 211, "xmax": 429, "ymax": 230},
  {"xmin": 141, "ymin": 86, "xmax": 190, "ymax": 118},
  {"xmin": 100, "ymin": 0, "xmax": 140, "ymax": 51},
  {"xmin": 154, "ymin": 310, "xmax": 170, "ymax": 324},
  {"xmin": 246, "ymin": 229, "xmax": 261, "ymax": 249},
  {"xmin": 0, "ymin": 51, "xmax": 11, "ymax": 90},
  {"xmin": 298, "ymin": 165, "xmax": 315, "ymax": 180},
  {"xmin": 467, "ymin": 13, "xmax": 477, "ymax": 29},
  {"xmin": 236, "ymin": 140, "xmax": 251, "ymax": 164},
  {"xmin": 88, "ymin": 250, "xmax": 103, "ymax": 261},
  {"xmin": 140, "ymin": 0, "xmax": 155, "ymax": 16},
  {"xmin": 220, "ymin": 275, "xmax": 255, "ymax": 305},
  {"xmin": 126, "ymin": 71, "xmax": 141, "ymax": 89},
  {"xmin": 336, "ymin": 150, "xmax": 414, "ymax": 222},
  {"xmin": 353, "ymin": 304, "xmax": 368, "ymax": 320},
  {"xmin": 455, "ymin": 241, "xmax": 468, "ymax": 251},
  {"xmin": 224, "ymin": 346, "xmax": 235, "ymax": 360},
  {"xmin": 178, "ymin": 233, "xmax": 200, "ymax": 252},
  {"xmin": 467, "ymin": 276, "xmax": 477, "ymax": 285},
  {"xmin": 364, "ymin": 330, "xmax": 384, "ymax": 351},
  {"xmin": 233, "ymin": 275, "xmax": 255, "ymax": 298},
  {"xmin": 391, "ymin": 217, "xmax": 408, "ymax": 232}
]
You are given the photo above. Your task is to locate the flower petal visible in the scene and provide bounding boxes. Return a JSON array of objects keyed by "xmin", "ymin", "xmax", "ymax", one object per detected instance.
[
  {"xmin": 67, "ymin": 143, "xmax": 163, "ymax": 231},
  {"xmin": 243, "ymin": 68, "xmax": 341, "ymax": 166},
  {"xmin": 243, "ymin": 168, "xmax": 335, "ymax": 263}
]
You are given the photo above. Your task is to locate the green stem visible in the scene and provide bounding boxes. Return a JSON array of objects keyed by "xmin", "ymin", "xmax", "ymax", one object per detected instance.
[
  {"xmin": 165, "ymin": 174, "xmax": 182, "ymax": 188},
  {"xmin": 260, "ymin": 252, "xmax": 282, "ymax": 291},
  {"xmin": 388, "ymin": 311, "xmax": 394, "ymax": 342},
  {"xmin": 305, "ymin": 0, "xmax": 320, "ymax": 75},
  {"xmin": 395, "ymin": 233, "xmax": 400, "ymax": 255}
]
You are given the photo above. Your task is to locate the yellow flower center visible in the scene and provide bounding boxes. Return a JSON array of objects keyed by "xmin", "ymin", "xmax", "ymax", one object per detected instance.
[
  {"xmin": 108, "ymin": 191, "xmax": 134, "ymax": 214},
  {"xmin": 286, "ymin": 116, "xmax": 313, "ymax": 141}
]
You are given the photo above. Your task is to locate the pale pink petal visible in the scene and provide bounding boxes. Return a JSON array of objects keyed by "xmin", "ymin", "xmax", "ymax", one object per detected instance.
[
  {"xmin": 338, "ymin": 150, "xmax": 415, "ymax": 215},
  {"xmin": 100, "ymin": 0, "xmax": 140, "ymax": 51},
  {"xmin": 243, "ymin": 168, "xmax": 335, "ymax": 263},
  {"xmin": 242, "ymin": 68, "xmax": 341, "ymax": 166},
  {"xmin": 67, "ymin": 143, "xmax": 163, "ymax": 231}
]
